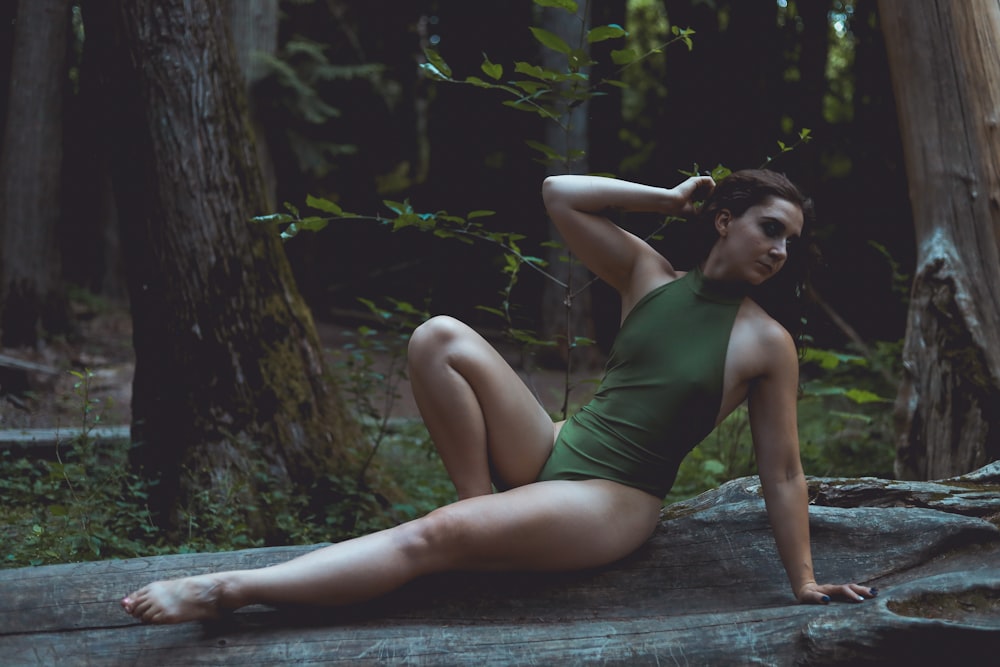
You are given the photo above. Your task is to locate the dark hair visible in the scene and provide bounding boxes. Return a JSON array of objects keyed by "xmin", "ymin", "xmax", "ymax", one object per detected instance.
[{"xmin": 692, "ymin": 169, "xmax": 819, "ymax": 347}]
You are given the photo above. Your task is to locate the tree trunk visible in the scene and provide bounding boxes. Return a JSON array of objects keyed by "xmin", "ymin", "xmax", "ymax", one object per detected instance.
[
  {"xmin": 879, "ymin": 0, "xmax": 1000, "ymax": 479},
  {"xmin": 61, "ymin": 4, "xmax": 125, "ymax": 299},
  {"xmin": 87, "ymin": 0, "xmax": 360, "ymax": 538},
  {"xmin": 225, "ymin": 0, "xmax": 278, "ymax": 211},
  {"xmin": 538, "ymin": 1, "xmax": 599, "ymax": 380},
  {"xmin": 4, "ymin": 464, "xmax": 998, "ymax": 664},
  {"xmin": 0, "ymin": 0, "xmax": 72, "ymax": 347}
]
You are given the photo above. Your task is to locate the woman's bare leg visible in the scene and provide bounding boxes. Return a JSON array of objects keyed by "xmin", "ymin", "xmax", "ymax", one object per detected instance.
[
  {"xmin": 407, "ymin": 316, "xmax": 557, "ymax": 498},
  {"xmin": 122, "ymin": 480, "xmax": 661, "ymax": 624}
]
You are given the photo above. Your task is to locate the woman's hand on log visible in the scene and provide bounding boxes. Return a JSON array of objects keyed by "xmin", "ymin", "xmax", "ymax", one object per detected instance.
[{"xmin": 797, "ymin": 581, "xmax": 878, "ymax": 604}]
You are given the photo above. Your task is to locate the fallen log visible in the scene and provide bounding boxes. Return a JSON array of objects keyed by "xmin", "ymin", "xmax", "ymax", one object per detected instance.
[{"xmin": 1, "ymin": 464, "xmax": 997, "ymax": 666}]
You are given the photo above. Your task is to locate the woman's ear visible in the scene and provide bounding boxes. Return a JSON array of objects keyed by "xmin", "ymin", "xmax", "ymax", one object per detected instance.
[{"xmin": 714, "ymin": 209, "xmax": 732, "ymax": 237}]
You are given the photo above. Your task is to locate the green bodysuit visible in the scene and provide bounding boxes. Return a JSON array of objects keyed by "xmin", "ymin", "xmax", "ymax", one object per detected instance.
[{"xmin": 536, "ymin": 267, "xmax": 746, "ymax": 498}]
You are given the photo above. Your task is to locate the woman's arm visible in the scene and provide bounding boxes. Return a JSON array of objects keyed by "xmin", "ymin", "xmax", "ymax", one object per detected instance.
[
  {"xmin": 748, "ymin": 322, "xmax": 876, "ymax": 604},
  {"xmin": 541, "ymin": 175, "xmax": 713, "ymax": 297}
]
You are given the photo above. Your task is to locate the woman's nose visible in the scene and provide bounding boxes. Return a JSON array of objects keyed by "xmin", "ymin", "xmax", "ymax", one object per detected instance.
[{"xmin": 769, "ymin": 240, "xmax": 787, "ymax": 259}]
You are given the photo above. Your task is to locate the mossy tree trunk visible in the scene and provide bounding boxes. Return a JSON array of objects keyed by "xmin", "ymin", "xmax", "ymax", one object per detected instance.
[
  {"xmin": 879, "ymin": 0, "xmax": 1000, "ymax": 479},
  {"xmin": 0, "ymin": 0, "xmax": 72, "ymax": 347},
  {"xmin": 86, "ymin": 0, "xmax": 360, "ymax": 538}
]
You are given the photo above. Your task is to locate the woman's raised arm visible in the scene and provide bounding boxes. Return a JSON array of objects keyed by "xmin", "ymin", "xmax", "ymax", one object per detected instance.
[{"xmin": 541, "ymin": 175, "xmax": 714, "ymax": 298}]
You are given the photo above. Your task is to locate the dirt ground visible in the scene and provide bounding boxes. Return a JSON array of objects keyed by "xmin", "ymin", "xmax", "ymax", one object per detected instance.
[{"xmin": 0, "ymin": 304, "xmax": 599, "ymax": 432}]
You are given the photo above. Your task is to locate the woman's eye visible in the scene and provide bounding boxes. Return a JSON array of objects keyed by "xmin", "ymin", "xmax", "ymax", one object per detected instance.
[{"xmin": 762, "ymin": 222, "xmax": 781, "ymax": 237}]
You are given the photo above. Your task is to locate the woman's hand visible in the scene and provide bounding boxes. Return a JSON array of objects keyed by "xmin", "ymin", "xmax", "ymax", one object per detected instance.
[
  {"xmin": 664, "ymin": 175, "xmax": 715, "ymax": 217},
  {"xmin": 797, "ymin": 581, "xmax": 879, "ymax": 604}
]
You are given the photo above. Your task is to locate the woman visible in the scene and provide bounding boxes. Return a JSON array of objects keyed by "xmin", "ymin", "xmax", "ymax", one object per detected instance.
[{"xmin": 122, "ymin": 170, "xmax": 875, "ymax": 624}]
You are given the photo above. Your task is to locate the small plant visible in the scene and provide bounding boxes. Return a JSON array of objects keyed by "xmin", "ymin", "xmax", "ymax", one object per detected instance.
[
  {"xmin": 334, "ymin": 297, "xmax": 429, "ymax": 483},
  {"xmin": 1, "ymin": 370, "xmax": 161, "ymax": 567}
]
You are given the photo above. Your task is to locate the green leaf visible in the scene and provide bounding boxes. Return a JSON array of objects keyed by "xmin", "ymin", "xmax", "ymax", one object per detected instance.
[
  {"xmin": 463, "ymin": 75, "xmax": 494, "ymax": 88},
  {"xmin": 710, "ymin": 164, "xmax": 732, "ymax": 181},
  {"xmin": 588, "ymin": 24, "xmax": 627, "ymax": 43},
  {"xmin": 611, "ymin": 48, "xmax": 641, "ymax": 66},
  {"xmin": 525, "ymin": 139, "xmax": 562, "ymax": 162},
  {"xmin": 802, "ymin": 348, "xmax": 865, "ymax": 370},
  {"xmin": 514, "ymin": 61, "xmax": 558, "ymax": 81},
  {"xmin": 420, "ymin": 62, "xmax": 448, "ymax": 81},
  {"xmin": 844, "ymin": 389, "xmax": 892, "ymax": 405},
  {"xmin": 383, "ymin": 199, "xmax": 409, "ymax": 215},
  {"xmin": 511, "ymin": 79, "xmax": 549, "ymax": 95},
  {"xmin": 305, "ymin": 195, "xmax": 343, "ymax": 215},
  {"xmin": 481, "ymin": 54, "xmax": 503, "ymax": 81},
  {"xmin": 502, "ymin": 99, "xmax": 553, "ymax": 118},
  {"xmin": 671, "ymin": 25, "xmax": 696, "ymax": 51},
  {"xmin": 467, "ymin": 210, "xmax": 496, "ymax": 220},
  {"xmin": 253, "ymin": 213, "xmax": 295, "ymax": 225},
  {"xmin": 533, "ymin": 0, "xmax": 578, "ymax": 11},
  {"xmin": 522, "ymin": 255, "xmax": 547, "ymax": 267},
  {"xmin": 422, "ymin": 48, "xmax": 452, "ymax": 78},
  {"xmin": 529, "ymin": 27, "xmax": 572, "ymax": 55},
  {"xmin": 702, "ymin": 459, "xmax": 726, "ymax": 476},
  {"xmin": 393, "ymin": 212, "xmax": 423, "ymax": 231},
  {"xmin": 298, "ymin": 216, "xmax": 329, "ymax": 232}
]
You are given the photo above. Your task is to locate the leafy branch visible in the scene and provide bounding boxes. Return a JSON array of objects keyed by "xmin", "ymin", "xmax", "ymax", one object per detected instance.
[{"xmin": 418, "ymin": 0, "xmax": 694, "ymax": 168}]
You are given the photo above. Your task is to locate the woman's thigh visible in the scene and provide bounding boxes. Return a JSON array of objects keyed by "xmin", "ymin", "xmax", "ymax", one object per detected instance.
[
  {"xmin": 409, "ymin": 316, "xmax": 559, "ymax": 486},
  {"xmin": 422, "ymin": 479, "xmax": 662, "ymax": 572}
]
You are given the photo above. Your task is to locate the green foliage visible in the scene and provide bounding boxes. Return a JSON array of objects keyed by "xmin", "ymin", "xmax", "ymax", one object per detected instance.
[
  {"xmin": 254, "ymin": 36, "xmax": 385, "ymax": 178},
  {"xmin": 665, "ymin": 340, "xmax": 899, "ymax": 504},
  {"xmin": 333, "ymin": 297, "xmax": 429, "ymax": 483},
  {"xmin": 664, "ymin": 407, "xmax": 755, "ymax": 504},
  {"xmin": 261, "ymin": 1, "xmax": 891, "ymax": 513},
  {"xmin": 417, "ymin": 1, "xmax": 695, "ymax": 169},
  {"xmin": 1, "ymin": 371, "xmax": 162, "ymax": 567},
  {"xmin": 0, "ymin": 369, "xmax": 452, "ymax": 567}
]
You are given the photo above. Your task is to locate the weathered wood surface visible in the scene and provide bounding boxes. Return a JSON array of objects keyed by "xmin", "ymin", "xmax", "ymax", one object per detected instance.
[{"xmin": 1, "ymin": 464, "xmax": 997, "ymax": 666}]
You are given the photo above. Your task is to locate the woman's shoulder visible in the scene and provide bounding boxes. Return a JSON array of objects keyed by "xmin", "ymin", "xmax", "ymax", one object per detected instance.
[{"xmin": 730, "ymin": 300, "xmax": 797, "ymax": 372}]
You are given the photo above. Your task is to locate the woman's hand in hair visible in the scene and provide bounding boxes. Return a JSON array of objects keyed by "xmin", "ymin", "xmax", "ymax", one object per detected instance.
[{"xmin": 664, "ymin": 175, "xmax": 715, "ymax": 217}]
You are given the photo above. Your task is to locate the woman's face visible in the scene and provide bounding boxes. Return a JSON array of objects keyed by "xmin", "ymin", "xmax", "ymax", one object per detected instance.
[{"xmin": 713, "ymin": 196, "xmax": 804, "ymax": 285}]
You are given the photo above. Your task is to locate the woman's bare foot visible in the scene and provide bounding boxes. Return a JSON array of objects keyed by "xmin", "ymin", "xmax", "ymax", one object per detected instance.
[{"xmin": 121, "ymin": 574, "xmax": 227, "ymax": 624}]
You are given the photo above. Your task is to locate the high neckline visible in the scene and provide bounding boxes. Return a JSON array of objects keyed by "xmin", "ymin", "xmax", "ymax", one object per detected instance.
[{"xmin": 687, "ymin": 266, "xmax": 749, "ymax": 305}]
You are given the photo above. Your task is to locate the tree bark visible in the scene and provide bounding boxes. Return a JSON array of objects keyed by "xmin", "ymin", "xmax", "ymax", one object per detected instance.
[
  {"xmin": 878, "ymin": 0, "xmax": 1000, "ymax": 479},
  {"xmin": 225, "ymin": 0, "xmax": 279, "ymax": 211},
  {"xmin": 88, "ymin": 0, "xmax": 359, "ymax": 538},
  {"xmin": 0, "ymin": 0, "xmax": 72, "ymax": 347}
]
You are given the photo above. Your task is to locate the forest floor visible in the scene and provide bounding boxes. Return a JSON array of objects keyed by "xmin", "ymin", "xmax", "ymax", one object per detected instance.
[{"xmin": 0, "ymin": 300, "xmax": 600, "ymax": 434}]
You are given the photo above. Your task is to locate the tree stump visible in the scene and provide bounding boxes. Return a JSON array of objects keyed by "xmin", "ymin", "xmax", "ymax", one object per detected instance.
[{"xmin": 1, "ymin": 463, "xmax": 997, "ymax": 665}]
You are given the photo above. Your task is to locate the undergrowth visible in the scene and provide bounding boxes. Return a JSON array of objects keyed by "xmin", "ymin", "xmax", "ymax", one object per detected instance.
[
  {"xmin": 0, "ymin": 366, "xmax": 453, "ymax": 569},
  {"xmin": 1, "ymin": 335, "xmax": 897, "ymax": 569}
]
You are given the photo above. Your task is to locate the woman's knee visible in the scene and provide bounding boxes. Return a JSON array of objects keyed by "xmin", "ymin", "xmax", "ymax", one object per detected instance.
[
  {"xmin": 408, "ymin": 316, "xmax": 469, "ymax": 367},
  {"xmin": 395, "ymin": 506, "xmax": 469, "ymax": 572}
]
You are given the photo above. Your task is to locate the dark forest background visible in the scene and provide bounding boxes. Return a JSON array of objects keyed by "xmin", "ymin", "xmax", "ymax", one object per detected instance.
[
  {"xmin": 0, "ymin": 0, "xmax": 935, "ymax": 563},
  {"xmin": 0, "ymin": 0, "xmax": 912, "ymax": 351}
]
